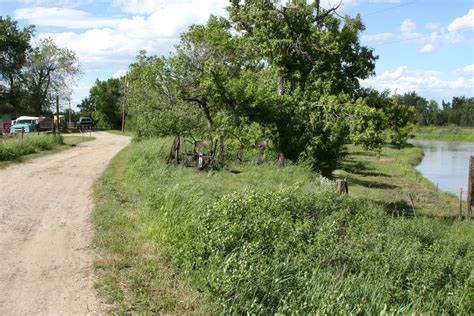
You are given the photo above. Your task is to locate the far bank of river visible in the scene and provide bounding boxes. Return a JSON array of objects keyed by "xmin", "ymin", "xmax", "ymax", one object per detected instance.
[{"xmin": 409, "ymin": 139, "xmax": 473, "ymax": 199}]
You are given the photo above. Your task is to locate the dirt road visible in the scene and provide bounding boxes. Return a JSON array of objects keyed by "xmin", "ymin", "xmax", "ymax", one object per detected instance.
[{"xmin": 0, "ymin": 132, "xmax": 130, "ymax": 315}]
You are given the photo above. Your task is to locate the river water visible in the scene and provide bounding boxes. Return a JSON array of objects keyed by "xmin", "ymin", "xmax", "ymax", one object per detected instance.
[{"xmin": 409, "ymin": 139, "xmax": 474, "ymax": 198}]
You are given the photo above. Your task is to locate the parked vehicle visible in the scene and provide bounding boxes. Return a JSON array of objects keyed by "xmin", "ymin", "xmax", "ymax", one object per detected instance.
[
  {"xmin": 10, "ymin": 116, "xmax": 38, "ymax": 134},
  {"xmin": 76, "ymin": 117, "xmax": 93, "ymax": 129},
  {"xmin": 9, "ymin": 116, "xmax": 54, "ymax": 134},
  {"xmin": 0, "ymin": 113, "xmax": 12, "ymax": 131},
  {"xmin": 38, "ymin": 117, "xmax": 53, "ymax": 131}
]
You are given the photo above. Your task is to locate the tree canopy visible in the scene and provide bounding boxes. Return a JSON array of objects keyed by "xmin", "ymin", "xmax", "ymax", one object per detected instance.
[
  {"xmin": 0, "ymin": 16, "xmax": 34, "ymax": 113},
  {"xmin": 0, "ymin": 17, "xmax": 81, "ymax": 117},
  {"xmin": 124, "ymin": 1, "xmax": 421, "ymax": 176}
]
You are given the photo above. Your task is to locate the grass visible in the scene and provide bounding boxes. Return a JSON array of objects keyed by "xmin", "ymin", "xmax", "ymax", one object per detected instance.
[
  {"xmin": 105, "ymin": 129, "xmax": 135, "ymax": 137},
  {"xmin": 334, "ymin": 144, "xmax": 461, "ymax": 218},
  {"xmin": 93, "ymin": 137, "xmax": 474, "ymax": 314},
  {"xmin": 413, "ymin": 125, "xmax": 474, "ymax": 142},
  {"xmin": 0, "ymin": 134, "xmax": 94, "ymax": 168}
]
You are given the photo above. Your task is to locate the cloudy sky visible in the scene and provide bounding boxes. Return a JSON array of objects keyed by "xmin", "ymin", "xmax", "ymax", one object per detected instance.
[{"xmin": 1, "ymin": 0, "xmax": 473, "ymax": 109}]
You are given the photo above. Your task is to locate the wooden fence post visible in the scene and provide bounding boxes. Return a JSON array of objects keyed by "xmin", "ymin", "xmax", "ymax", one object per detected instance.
[
  {"xmin": 467, "ymin": 155, "xmax": 473, "ymax": 220},
  {"xmin": 337, "ymin": 178, "xmax": 349, "ymax": 194}
]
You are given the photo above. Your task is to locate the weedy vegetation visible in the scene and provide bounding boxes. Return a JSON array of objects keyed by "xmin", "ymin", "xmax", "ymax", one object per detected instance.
[
  {"xmin": 94, "ymin": 138, "xmax": 474, "ymax": 314},
  {"xmin": 0, "ymin": 134, "xmax": 63, "ymax": 161},
  {"xmin": 0, "ymin": 134, "xmax": 94, "ymax": 165}
]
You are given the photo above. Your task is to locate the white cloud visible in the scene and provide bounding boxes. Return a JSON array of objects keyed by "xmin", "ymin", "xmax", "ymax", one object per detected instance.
[
  {"xmin": 14, "ymin": 7, "xmax": 120, "ymax": 29},
  {"xmin": 396, "ymin": 9, "xmax": 472, "ymax": 53},
  {"xmin": 424, "ymin": 22, "xmax": 440, "ymax": 31},
  {"xmin": 362, "ymin": 32, "xmax": 394, "ymax": 42},
  {"xmin": 448, "ymin": 9, "xmax": 474, "ymax": 32},
  {"xmin": 456, "ymin": 64, "xmax": 474, "ymax": 77},
  {"xmin": 362, "ymin": 65, "xmax": 474, "ymax": 98},
  {"xmin": 112, "ymin": 69, "xmax": 127, "ymax": 79},
  {"xmin": 112, "ymin": 0, "xmax": 226, "ymax": 16},
  {"xmin": 21, "ymin": 0, "xmax": 93, "ymax": 7},
  {"xmin": 23, "ymin": 0, "xmax": 230, "ymax": 69},
  {"xmin": 400, "ymin": 18, "xmax": 420, "ymax": 40},
  {"xmin": 420, "ymin": 44, "xmax": 434, "ymax": 53}
]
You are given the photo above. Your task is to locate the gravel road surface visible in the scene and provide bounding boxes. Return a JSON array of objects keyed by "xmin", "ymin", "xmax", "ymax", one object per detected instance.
[{"xmin": 0, "ymin": 132, "xmax": 130, "ymax": 315}]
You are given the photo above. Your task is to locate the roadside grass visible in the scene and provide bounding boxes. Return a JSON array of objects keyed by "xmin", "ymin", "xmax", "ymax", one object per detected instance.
[
  {"xmin": 334, "ymin": 144, "xmax": 461, "ymax": 218},
  {"xmin": 0, "ymin": 134, "xmax": 94, "ymax": 168},
  {"xmin": 104, "ymin": 129, "xmax": 135, "ymax": 137},
  {"xmin": 93, "ymin": 137, "xmax": 474, "ymax": 314},
  {"xmin": 413, "ymin": 126, "xmax": 474, "ymax": 142}
]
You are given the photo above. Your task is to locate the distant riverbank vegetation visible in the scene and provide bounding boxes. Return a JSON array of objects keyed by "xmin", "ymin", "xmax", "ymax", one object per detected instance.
[{"xmin": 413, "ymin": 126, "xmax": 474, "ymax": 142}]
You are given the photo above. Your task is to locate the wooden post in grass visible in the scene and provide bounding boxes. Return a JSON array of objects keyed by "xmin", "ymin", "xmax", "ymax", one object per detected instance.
[
  {"xmin": 337, "ymin": 178, "xmax": 349, "ymax": 194},
  {"xmin": 255, "ymin": 140, "xmax": 267, "ymax": 165},
  {"xmin": 459, "ymin": 188, "xmax": 463, "ymax": 219},
  {"xmin": 468, "ymin": 156, "xmax": 473, "ymax": 220},
  {"xmin": 278, "ymin": 152, "xmax": 285, "ymax": 167}
]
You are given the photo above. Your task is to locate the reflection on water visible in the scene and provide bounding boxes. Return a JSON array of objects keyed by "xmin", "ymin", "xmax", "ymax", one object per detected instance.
[{"xmin": 409, "ymin": 139, "xmax": 474, "ymax": 198}]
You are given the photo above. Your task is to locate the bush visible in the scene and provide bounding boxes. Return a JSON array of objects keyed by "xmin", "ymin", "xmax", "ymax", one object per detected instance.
[{"xmin": 162, "ymin": 189, "xmax": 472, "ymax": 314}]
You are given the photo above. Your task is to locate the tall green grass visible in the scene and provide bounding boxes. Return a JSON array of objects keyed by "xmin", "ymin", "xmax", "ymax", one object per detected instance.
[
  {"xmin": 94, "ymin": 138, "xmax": 474, "ymax": 314},
  {"xmin": 0, "ymin": 134, "xmax": 63, "ymax": 161}
]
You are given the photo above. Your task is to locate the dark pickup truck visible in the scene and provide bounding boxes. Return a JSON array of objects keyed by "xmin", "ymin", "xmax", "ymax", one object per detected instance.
[{"xmin": 76, "ymin": 117, "xmax": 93, "ymax": 129}]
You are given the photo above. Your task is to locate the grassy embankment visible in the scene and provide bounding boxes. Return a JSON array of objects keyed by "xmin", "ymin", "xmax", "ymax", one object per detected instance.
[
  {"xmin": 413, "ymin": 126, "xmax": 474, "ymax": 142},
  {"xmin": 0, "ymin": 134, "xmax": 94, "ymax": 168},
  {"xmin": 93, "ymin": 137, "xmax": 473, "ymax": 314},
  {"xmin": 335, "ymin": 144, "xmax": 462, "ymax": 218}
]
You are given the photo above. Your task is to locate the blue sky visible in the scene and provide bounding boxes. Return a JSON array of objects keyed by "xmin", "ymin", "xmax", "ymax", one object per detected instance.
[{"xmin": 1, "ymin": 0, "xmax": 473, "ymax": 110}]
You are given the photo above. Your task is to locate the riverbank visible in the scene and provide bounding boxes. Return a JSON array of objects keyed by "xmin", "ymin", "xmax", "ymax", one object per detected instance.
[
  {"xmin": 334, "ymin": 144, "xmax": 462, "ymax": 218},
  {"xmin": 93, "ymin": 138, "xmax": 473, "ymax": 314},
  {"xmin": 412, "ymin": 126, "xmax": 474, "ymax": 142}
]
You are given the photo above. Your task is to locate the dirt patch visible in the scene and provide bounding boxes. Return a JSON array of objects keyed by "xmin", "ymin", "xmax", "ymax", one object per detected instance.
[{"xmin": 0, "ymin": 132, "xmax": 130, "ymax": 315}]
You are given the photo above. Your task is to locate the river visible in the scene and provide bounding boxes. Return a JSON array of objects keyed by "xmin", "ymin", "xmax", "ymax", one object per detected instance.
[{"xmin": 409, "ymin": 139, "xmax": 474, "ymax": 198}]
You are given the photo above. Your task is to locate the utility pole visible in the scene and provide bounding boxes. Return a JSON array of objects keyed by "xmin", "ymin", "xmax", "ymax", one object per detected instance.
[
  {"xmin": 122, "ymin": 74, "xmax": 128, "ymax": 133},
  {"xmin": 56, "ymin": 95, "xmax": 60, "ymax": 136},
  {"xmin": 68, "ymin": 100, "xmax": 72, "ymax": 126}
]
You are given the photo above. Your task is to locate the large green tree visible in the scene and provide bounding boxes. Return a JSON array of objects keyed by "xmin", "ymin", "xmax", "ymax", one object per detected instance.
[
  {"xmin": 127, "ymin": 51, "xmax": 205, "ymax": 138},
  {"xmin": 226, "ymin": 1, "xmax": 379, "ymax": 175},
  {"xmin": 126, "ymin": 1, "xmax": 415, "ymax": 176},
  {"xmin": 23, "ymin": 37, "xmax": 81, "ymax": 116},
  {"xmin": 0, "ymin": 16, "xmax": 34, "ymax": 114},
  {"xmin": 89, "ymin": 78, "xmax": 123, "ymax": 129}
]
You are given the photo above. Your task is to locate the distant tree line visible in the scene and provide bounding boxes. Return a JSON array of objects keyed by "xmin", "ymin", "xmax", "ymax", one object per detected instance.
[
  {"xmin": 399, "ymin": 92, "xmax": 473, "ymax": 126},
  {"xmin": 0, "ymin": 16, "xmax": 81, "ymax": 117}
]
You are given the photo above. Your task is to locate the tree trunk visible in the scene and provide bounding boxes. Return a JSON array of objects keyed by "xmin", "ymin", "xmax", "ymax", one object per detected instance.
[
  {"xmin": 278, "ymin": 73, "xmax": 284, "ymax": 96},
  {"xmin": 203, "ymin": 105, "xmax": 213, "ymax": 128}
]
